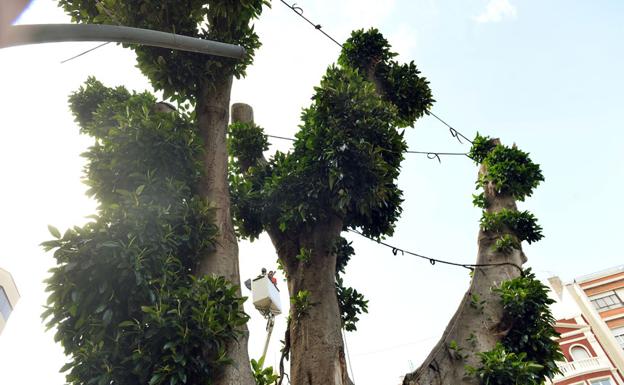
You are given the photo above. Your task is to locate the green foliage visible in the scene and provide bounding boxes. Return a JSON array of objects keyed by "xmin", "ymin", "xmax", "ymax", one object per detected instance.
[
  {"xmin": 494, "ymin": 269, "xmax": 563, "ymax": 379},
  {"xmin": 467, "ymin": 270, "xmax": 562, "ymax": 384},
  {"xmin": 338, "ymin": 28, "xmax": 396, "ymax": 71},
  {"xmin": 334, "ymin": 237, "xmax": 355, "ymax": 276},
  {"xmin": 468, "ymin": 133, "xmax": 497, "ymax": 164},
  {"xmin": 228, "ymin": 122, "xmax": 269, "ymax": 171},
  {"xmin": 251, "ymin": 358, "xmax": 278, "ymax": 385},
  {"xmin": 230, "ymin": 29, "xmax": 433, "ymax": 239},
  {"xmin": 290, "ymin": 290, "xmax": 312, "ymax": 319},
  {"xmin": 42, "ymin": 79, "xmax": 247, "ymax": 385},
  {"xmin": 230, "ymin": 64, "xmax": 408, "ymax": 239},
  {"xmin": 295, "ymin": 248, "xmax": 311, "ymax": 264},
  {"xmin": 469, "ymin": 132, "xmax": 558, "ymax": 383},
  {"xmin": 481, "ymin": 146, "xmax": 544, "ymax": 201},
  {"xmin": 336, "ymin": 277, "xmax": 368, "ymax": 332},
  {"xmin": 480, "ymin": 209, "xmax": 543, "ymax": 244},
  {"xmin": 466, "ymin": 343, "xmax": 545, "ymax": 385},
  {"xmin": 470, "ymin": 134, "xmax": 544, "ymax": 201},
  {"xmin": 492, "ymin": 234, "xmax": 520, "ymax": 254},
  {"xmin": 58, "ymin": 0, "xmax": 269, "ymax": 102},
  {"xmin": 472, "ymin": 192, "xmax": 487, "ymax": 208},
  {"xmin": 339, "ymin": 28, "xmax": 434, "ymax": 127},
  {"xmin": 229, "ymin": 30, "xmax": 424, "ymax": 334},
  {"xmin": 333, "ymin": 238, "xmax": 368, "ymax": 331},
  {"xmin": 469, "ymin": 293, "xmax": 486, "ymax": 311}
]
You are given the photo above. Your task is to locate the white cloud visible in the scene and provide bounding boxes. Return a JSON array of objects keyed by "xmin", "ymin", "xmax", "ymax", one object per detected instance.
[{"xmin": 474, "ymin": 0, "xmax": 517, "ymax": 23}]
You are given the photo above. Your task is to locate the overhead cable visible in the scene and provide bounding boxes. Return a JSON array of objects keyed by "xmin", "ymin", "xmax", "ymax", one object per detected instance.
[
  {"xmin": 276, "ymin": 1, "xmax": 475, "ymax": 147},
  {"xmin": 278, "ymin": 0, "xmax": 343, "ymax": 48},
  {"xmin": 347, "ymin": 229, "xmax": 522, "ymax": 273},
  {"xmin": 266, "ymin": 134, "xmax": 467, "ymax": 162}
]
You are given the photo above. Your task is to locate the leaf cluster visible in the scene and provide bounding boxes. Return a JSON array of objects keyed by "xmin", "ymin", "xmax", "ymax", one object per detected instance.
[
  {"xmin": 338, "ymin": 28, "xmax": 434, "ymax": 127},
  {"xmin": 43, "ymin": 79, "xmax": 247, "ymax": 385},
  {"xmin": 290, "ymin": 290, "xmax": 312, "ymax": 320},
  {"xmin": 467, "ymin": 343, "xmax": 545, "ymax": 385},
  {"xmin": 480, "ymin": 209, "xmax": 543, "ymax": 244},
  {"xmin": 336, "ymin": 277, "xmax": 368, "ymax": 332},
  {"xmin": 251, "ymin": 358, "xmax": 278, "ymax": 385},
  {"xmin": 468, "ymin": 133, "xmax": 497, "ymax": 164},
  {"xmin": 494, "ymin": 269, "xmax": 564, "ymax": 380},
  {"xmin": 231, "ymin": 64, "xmax": 407, "ymax": 239},
  {"xmin": 492, "ymin": 234, "xmax": 520, "ymax": 254},
  {"xmin": 467, "ymin": 270, "xmax": 563, "ymax": 384},
  {"xmin": 471, "ymin": 134, "xmax": 544, "ymax": 201},
  {"xmin": 228, "ymin": 122, "xmax": 269, "ymax": 172},
  {"xmin": 333, "ymin": 237, "xmax": 368, "ymax": 331},
  {"xmin": 58, "ymin": 0, "xmax": 269, "ymax": 102}
]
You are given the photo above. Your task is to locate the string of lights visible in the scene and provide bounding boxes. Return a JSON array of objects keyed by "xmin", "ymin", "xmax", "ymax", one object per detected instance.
[{"xmin": 347, "ymin": 229, "xmax": 523, "ymax": 273}]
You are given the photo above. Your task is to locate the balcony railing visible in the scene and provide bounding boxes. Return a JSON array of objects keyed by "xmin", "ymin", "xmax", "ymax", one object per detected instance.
[{"xmin": 552, "ymin": 356, "xmax": 611, "ymax": 381}]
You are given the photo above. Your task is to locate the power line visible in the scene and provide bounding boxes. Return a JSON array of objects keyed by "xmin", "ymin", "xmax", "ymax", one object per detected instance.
[
  {"xmin": 278, "ymin": 1, "xmax": 343, "ymax": 48},
  {"xmin": 61, "ymin": 41, "xmax": 111, "ymax": 64},
  {"xmin": 266, "ymin": 133, "xmax": 467, "ymax": 162},
  {"xmin": 276, "ymin": 1, "xmax": 476, "ymax": 148},
  {"xmin": 267, "ymin": 134, "xmax": 295, "ymax": 142},
  {"xmin": 405, "ymin": 150, "xmax": 469, "ymax": 163},
  {"xmin": 427, "ymin": 111, "xmax": 474, "ymax": 145},
  {"xmin": 61, "ymin": 0, "xmax": 116, "ymax": 63},
  {"xmin": 342, "ymin": 329, "xmax": 356, "ymax": 383},
  {"xmin": 347, "ymin": 229, "xmax": 522, "ymax": 273}
]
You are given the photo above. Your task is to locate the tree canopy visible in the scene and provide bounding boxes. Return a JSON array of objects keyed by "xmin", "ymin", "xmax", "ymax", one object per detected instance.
[
  {"xmin": 229, "ymin": 28, "xmax": 434, "ymax": 241},
  {"xmin": 58, "ymin": 0, "xmax": 269, "ymax": 102},
  {"xmin": 43, "ymin": 78, "xmax": 248, "ymax": 385},
  {"xmin": 227, "ymin": 28, "xmax": 434, "ymax": 384}
]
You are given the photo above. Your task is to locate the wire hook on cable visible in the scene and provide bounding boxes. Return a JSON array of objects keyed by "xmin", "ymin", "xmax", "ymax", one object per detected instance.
[
  {"xmin": 291, "ymin": 3, "xmax": 303, "ymax": 15},
  {"xmin": 278, "ymin": 0, "xmax": 344, "ymax": 47},
  {"xmin": 427, "ymin": 153, "xmax": 442, "ymax": 163}
]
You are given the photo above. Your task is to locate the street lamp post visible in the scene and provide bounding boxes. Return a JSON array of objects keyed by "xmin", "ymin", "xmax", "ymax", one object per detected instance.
[{"xmin": 0, "ymin": 24, "xmax": 245, "ymax": 59}]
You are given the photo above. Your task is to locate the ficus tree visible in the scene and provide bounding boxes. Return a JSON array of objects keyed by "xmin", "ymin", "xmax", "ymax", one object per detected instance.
[
  {"xmin": 228, "ymin": 29, "xmax": 434, "ymax": 385},
  {"xmin": 43, "ymin": 79, "xmax": 249, "ymax": 385},
  {"xmin": 401, "ymin": 136, "xmax": 562, "ymax": 385},
  {"xmin": 55, "ymin": 1, "xmax": 270, "ymax": 384}
]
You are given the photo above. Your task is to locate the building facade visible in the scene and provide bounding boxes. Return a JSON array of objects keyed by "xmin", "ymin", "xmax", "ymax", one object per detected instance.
[
  {"xmin": 0, "ymin": 267, "xmax": 19, "ymax": 336},
  {"xmin": 547, "ymin": 265, "xmax": 624, "ymax": 385}
]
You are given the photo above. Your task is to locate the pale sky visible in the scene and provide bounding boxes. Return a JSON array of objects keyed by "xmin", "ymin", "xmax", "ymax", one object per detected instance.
[{"xmin": 0, "ymin": 1, "xmax": 623, "ymax": 384}]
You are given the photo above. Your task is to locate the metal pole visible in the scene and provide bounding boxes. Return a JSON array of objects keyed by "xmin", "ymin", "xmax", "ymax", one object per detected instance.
[
  {"xmin": 0, "ymin": 24, "xmax": 246, "ymax": 59},
  {"xmin": 260, "ymin": 313, "xmax": 275, "ymax": 363}
]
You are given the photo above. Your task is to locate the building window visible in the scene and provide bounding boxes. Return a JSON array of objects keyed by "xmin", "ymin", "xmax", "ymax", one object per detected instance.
[
  {"xmin": 0, "ymin": 286, "xmax": 12, "ymax": 320},
  {"xmin": 613, "ymin": 326, "xmax": 624, "ymax": 349},
  {"xmin": 590, "ymin": 292, "xmax": 623, "ymax": 311},
  {"xmin": 590, "ymin": 378, "xmax": 613, "ymax": 385},
  {"xmin": 570, "ymin": 345, "xmax": 591, "ymax": 361}
]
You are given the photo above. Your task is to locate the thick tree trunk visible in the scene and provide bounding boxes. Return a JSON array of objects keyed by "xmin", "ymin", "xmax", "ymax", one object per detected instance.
[
  {"xmin": 274, "ymin": 218, "xmax": 354, "ymax": 385},
  {"xmin": 196, "ymin": 78, "xmax": 254, "ymax": 385},
  {"xmin": 232, "ymin": 103, "xmax": 353, "ymax": 385},
  {"xmin": 402, "ymin": 140, "xmax": 526, "ymax": 385}
]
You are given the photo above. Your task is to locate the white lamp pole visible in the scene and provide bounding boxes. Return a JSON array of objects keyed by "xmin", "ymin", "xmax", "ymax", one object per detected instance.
[{"xmin": 0, "ymin": 24, "xmax": 245, "ymax": 59}]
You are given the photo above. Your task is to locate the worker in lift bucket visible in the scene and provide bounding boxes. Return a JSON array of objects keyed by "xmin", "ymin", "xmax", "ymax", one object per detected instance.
[{"xmin": 267, "ymin": 270, "xmax": 278, "ymax": 288}]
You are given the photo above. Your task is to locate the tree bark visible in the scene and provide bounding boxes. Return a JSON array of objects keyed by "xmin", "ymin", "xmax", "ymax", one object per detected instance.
[
  {"xmin": 274, "ymin": 218, "xmax": 354, "ymax": 385},
  {"xmin": 196, "ymin": 78, "xmax": 254, "ymax": 385},
  {"xmin": 402, "ymin": 139, "xmax": 526, "ymax": 385},
  {"xmin": 233, "ymin": 103, "xmax": 354, "ymax": 385}
]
